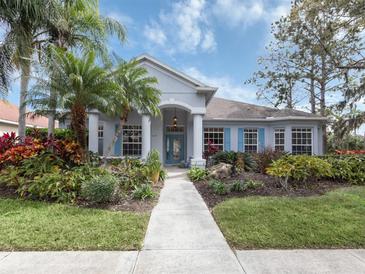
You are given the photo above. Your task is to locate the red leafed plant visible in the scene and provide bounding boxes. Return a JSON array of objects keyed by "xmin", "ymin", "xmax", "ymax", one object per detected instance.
[
  {"xmin": 0, "ymin": 139, "xmax": 45, "ymax": 166},
  {"xmin": 0, "ymin": 132, "xmax": 20, "ymax": 153},
  {"xmin": 204, "ymin": 140, "xmax": 219, "ymax": 159},
  {"xmin": 335, "ymin": 150, "xmax": 365, "ymax": 155}
]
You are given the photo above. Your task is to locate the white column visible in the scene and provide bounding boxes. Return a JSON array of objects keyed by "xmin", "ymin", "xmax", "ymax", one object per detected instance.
[
  {"xmin": 141, "ymin": 114, "xmax": 151, "ymax": 160},
  {"xmin": 191, "ymin": 114, "xmax": 206, "ymax": 168},
  {"xmin": 312, "ymin": 126, "xmax": 319, "ymax": 155},
  {"xmin": 284, "ymin": 125, "xmax": 292, "ymax": 153},
  {"xmin": 88, "ymin": 112, "xmax": 99, "ymax": 153}
]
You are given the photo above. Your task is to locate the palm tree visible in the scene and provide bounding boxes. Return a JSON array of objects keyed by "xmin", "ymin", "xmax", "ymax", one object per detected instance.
[
  {"xmin": 0, "ymin": 0, "xmax": 56, "ymax": 138},
  {"xmin": 40, "ymin": 0, "xmax": 126, "ymax": 136},
  {"xmin": 32, "ymin": 48, "xmax": 119, "ymax": 152},
  {"xmin": 106, "ymin": 58, "xmax": 161, "ymax": 155}
]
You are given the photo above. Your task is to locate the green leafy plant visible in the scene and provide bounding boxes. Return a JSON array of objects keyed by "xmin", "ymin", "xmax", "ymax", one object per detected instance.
[
  {"xmin": 80, "ymin": 173, "xmax": 117, "ymax": 203},
  {"xmin": 230, "ymin": 180, "xmax": 245, "ymax": 192},
  {"xmin": 252, "ymin": 149, "xmax": 286, "ymax": 174},
  {"xmin": 145, "ymin": 149, "xmax": 163, "ymax": 184},
  {"xmin": 267, "ymin": 155, "xmax": 332, "ymax": 188},
  {"xmin": 244, "ymin": 179, "xmax": 264, "ymax": 190},
  {"xmin": 209, "ymin": 179, "xmax": 228, "ymax": 195},
  {"xmin": 325, "ymin": 155, "xmax": 365, "ymax": 185},
  {"xmin": 188, "ymin": 167, "xmax": 208, "ymax": 182},
  {"xmin": 212, "ymin": 151, "xmax": 254, "ymax": 173},
  {"xmin": 132, "ymin": 184, "xmax": 156, "ymax": 200}
]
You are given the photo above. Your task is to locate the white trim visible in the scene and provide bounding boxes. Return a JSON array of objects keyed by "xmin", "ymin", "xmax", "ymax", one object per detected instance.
[
  {"xmin": 204, "ymin": 116, "xmax": 327, "ymax": 122},
  {"xmin": 0, "ymin": 118, "xmax": 47, "ymax": 128},
  {"xmin": 158, "ymin": 99, "xmax": 206, "ymax": 114}
]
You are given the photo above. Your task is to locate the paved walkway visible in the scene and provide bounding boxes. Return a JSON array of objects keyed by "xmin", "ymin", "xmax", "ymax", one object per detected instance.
[
  {"xmin": 133, "ymin": 168, "xmax": 244, "ymax": 273},
  {"xmin": 0, "ymin": 168, "xmax": 364, "ymax": 274}
]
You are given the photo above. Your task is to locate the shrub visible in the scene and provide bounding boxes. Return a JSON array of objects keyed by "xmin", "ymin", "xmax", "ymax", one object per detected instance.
[
  {"xmin": 245, "ymin": 179, "xmax": 264, "ymax": 190},
  {"xmin": 81, "ymin": 173, "xmax": 118, "ymax": 203},
  {"xmin": 267, "ymin": 155, "xmax": 332, "ymax": 188},
  {"xmin": 188, "ymin": 167, "xmax": 208, "ymax": 182},
  {"xmin": 132, "ymin": 184, "xmax": 156, "ymax": 200},
  {"xmin": 325, "ymin": 155, "xmax": 365, "ymax": 185},
  {"xmin": 230, "ymin": 180, "xmax": 245, "ymax": 192},
  {"xmin": 145, "ymin": 149, "xmax": 163, "ymax": 184},
  {"xmin": 252, "ymin": 149, "xmax": 286, "ymax": 174},
  {"xmin": 26, "ymin": 128, "xmax": 76, "ymax": 141},
  {"xmin": 209, "ymin": 179, "xmax": 228, "ymax": 195},
  {"xmin": 0, "ymin": 132, "xmax": 19, "ymax": 153},
  {"xmin": 212, "ymin": 151, "xmax": 254, "ymax": 173}
]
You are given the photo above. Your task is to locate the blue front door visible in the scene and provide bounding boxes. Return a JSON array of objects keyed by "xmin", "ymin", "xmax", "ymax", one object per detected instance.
[{"xmin": 166, "ymin": 134, "xmax": 184, "ymax": 165}]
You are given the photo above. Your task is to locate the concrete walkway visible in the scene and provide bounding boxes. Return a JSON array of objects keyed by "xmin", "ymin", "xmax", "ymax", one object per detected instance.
[
  {"xmin": 1, "ymin": 168, "xmax": 364, "ymax": 273},
  {"xmin": 133, "ymin": 168, "xmax": 244, "ymax": 273}
]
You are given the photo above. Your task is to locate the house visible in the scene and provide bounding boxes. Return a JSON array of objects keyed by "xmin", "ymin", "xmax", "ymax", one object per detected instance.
[
  {"xmin": 71, "ymin": 54, "xmax": 327, "ymax": 167},
  {"xmin": 0, "ymin": 100, "xmax": 53, "ymax": 135}
]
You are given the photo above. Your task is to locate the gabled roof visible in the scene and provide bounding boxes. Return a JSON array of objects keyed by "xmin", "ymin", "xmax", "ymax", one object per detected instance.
[
  {"xmin": 205, "ymin": 97, "xmax": 327, "ymax": 121},
  {"xmin": 136, "ymin": 54, "xmax": 217, "ymax": 103},
  {"xmin": 0, "ymin": 100, "xmax": 50, "ymax": 128}
]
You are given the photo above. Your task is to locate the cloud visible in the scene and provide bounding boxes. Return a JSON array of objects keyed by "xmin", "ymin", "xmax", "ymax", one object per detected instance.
[
  {"xmin": 212, "ymin": 0, "xmax": 291, "ymax": 28},
  {"xmin": 183, "ymin": 67, "xmax": 259, "ymax": 104},
  {"xmin": 143, "ymin": 0, "xmax": 216, "ymax": 53}
]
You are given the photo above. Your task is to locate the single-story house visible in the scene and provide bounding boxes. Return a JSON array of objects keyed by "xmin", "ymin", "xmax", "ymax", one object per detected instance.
[
  {"xmin": 0, "ymin": 100, "xmax": 53, "ymax": 135},
  {"xmin": 63, "ymin": 54, "xmax": 327, "ymax": 168}
]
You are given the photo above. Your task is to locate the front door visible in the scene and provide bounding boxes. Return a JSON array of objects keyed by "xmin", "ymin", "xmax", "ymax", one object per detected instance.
[{"xmin": 166, "ymin": 134, "xmax": 184, "ymax": 165}]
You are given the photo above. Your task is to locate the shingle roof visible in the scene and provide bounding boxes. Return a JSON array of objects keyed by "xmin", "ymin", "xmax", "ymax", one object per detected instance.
[
  {"xmin": 205, "ymin": 97, "xmax": 325, "ymax": 121},
  {"xmin": 0, "ymin": 100, "xmax": 50, "ymax": 127}
]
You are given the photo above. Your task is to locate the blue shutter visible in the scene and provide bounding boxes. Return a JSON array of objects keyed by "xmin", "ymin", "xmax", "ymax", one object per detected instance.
[
  {"xmin": 258, "ymin": 128, "xmax": 265, "ymax": 152},
  {"xmin": 114, "ymin": 124, "xmax": 122, "ymax": 156},
  {"xmin": 224, "ymin": 128, "xmax": 231, "ymax": 151},
  {"xmin": 238, "ymin": 128, "xmax": 244, "ymax": 152}
]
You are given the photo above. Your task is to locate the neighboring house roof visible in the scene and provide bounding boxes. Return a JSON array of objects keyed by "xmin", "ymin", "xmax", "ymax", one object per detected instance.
[
  {"xmin": 0, "ymin": 100, "xmax": 50, "ymax": 128},
  {"xmin": 205, "ymin": 97, "xmax": 327, "ymax": 121},
  {"xmin": 136, "ymin": 54, "xmax": 217, "ymax": 104}
]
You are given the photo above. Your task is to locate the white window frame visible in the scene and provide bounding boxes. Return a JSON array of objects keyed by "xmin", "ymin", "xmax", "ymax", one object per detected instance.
[
  {"xmin": 98, "ymin": 124, "xmax": 104, "ymax": 140},
  {"xmin": 291, "ymin": 127, "xmax": 313, "ymax": 155},
  {"xmin": 204, "ymin": 127, "xmax": 224, "ymax": 153},
  {"xmin": 244, "ymin": 128, "xmax": 258, "ymax": 153},
  {"xmin": 274, "ymin": 128, "xmax": 285, "ymax": 152},
  {"xmin": 122, "ymin": 125, "xmax": 142, "ymax": 156}
]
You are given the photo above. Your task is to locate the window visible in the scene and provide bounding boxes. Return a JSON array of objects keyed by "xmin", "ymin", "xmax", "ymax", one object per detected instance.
[
  {"xmin": 98, "ymin": 125, "xmax": 104, "ymax": 139},
  {"xmin": 244, "ymin": 129, "xmax": 258, "ymax": 153},
  {"xmin": 274, "ymin": 128, "xmax": 285, "ymax": 151},
  {"xmin": 122, "ymin": 125, "xmax": 142, "ymax": 156},
  {"xmin": 204, "ymin": 128, "xmax": 224, "ymax": 152},
  {"xmin": 292, "ymin": 128, "xmax": 312, "ymax": 155}
]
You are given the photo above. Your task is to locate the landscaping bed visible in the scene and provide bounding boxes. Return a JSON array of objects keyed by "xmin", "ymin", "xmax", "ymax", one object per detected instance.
[
  {"xmin": 194, "ymin": 172, "xmax": 350, "ymax": 208},
  {"xmin": 213, "ymin": 186, "xmax": 365, "ymax": 249}
]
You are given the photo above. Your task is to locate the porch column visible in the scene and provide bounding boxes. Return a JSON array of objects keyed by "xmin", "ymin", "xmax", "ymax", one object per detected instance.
[
  {"xmin": 88, "ymin": 111, "xmax": 99, "ymax": 153},
  {"xmin": 191, "ymin": 114, "xmax": 206, "ymax": 168},
  {"xmin": 141, "ymin": 114, "xmax": 151, "ymax": 160}
]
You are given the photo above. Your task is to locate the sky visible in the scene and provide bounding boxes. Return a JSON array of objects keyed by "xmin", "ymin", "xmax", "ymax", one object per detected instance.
[{"xmin": 3, "ymin": 0, "xmax": 364, "ymax": 133}]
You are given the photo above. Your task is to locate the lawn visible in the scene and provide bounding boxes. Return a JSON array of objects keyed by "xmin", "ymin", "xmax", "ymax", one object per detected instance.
[
  {"xmin": 213, "ymin": 186, "xmax": 365, "ymax": 249},
  {"xmin": 0, "ymin": 198, "xmax": 149, "ymax": 251}
]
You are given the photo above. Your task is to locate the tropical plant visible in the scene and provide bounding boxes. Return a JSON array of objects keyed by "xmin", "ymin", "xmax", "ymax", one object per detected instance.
[
  {"xmin": 325, "ymin": 155, "xmax": 365, "ymax": 185},
  {"xmin": 81, "ymin": 173, "xmax": 118, "ymax": 203},
  {"xmin": 252, "ymin": 149, "xmax": 286, "ymax": 174},
  {"xmin": 267, "ymin": 155, "xmax": 332, "ymax": 188},
  {"xmin": 144, "ymin": 149, "xmax": 163, "ymax": 184},
  {"xmin": 0, "ymin": 0, "xmax": 57, "ymax": 137},
  {"xmin": 208, "ymin": 179, "xmax": 228, "ymax": 195},
  {"xmin": 230, "ymin": 180, "xmax": 245, "ymax": 192},
  {"xmin": 212, "ymin": 151, "xmax": 254, "ymax": 173},
  {"xmin": 106, "ymin": 58, "xmax": 161, "ymax": 154},
  {"xmin": 36, "ymin": 0, "xmax": 126, "ymax": 136},
  {"xmin": 132, "ymin": 184, "xmax": 156, "ymax": 200},
  {"xmin": 31, "ymin": 49, "xmax": 119, "ymax": 153},
  {"xmin": 187, "ymin": 167, "xmax": 208, "ymax": 182}
]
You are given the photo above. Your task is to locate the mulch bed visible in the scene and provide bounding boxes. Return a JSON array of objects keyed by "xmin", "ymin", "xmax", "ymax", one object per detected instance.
[
  {"xmin": 194, "ymin": 172, "xmax": 350, "ymax": 209},
  {"xmin": 0, "ymin": 181, "xmax": 164, "ymax": 213}
]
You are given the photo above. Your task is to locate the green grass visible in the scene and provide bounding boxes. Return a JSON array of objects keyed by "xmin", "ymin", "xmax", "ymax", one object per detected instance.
[
  {"xmin": 0, "ymin": 198, "xmax": 149, "ymax": 251},
  {"xmin": 213, "ymin": 187, "xmax": 365, "ymax": 249}
]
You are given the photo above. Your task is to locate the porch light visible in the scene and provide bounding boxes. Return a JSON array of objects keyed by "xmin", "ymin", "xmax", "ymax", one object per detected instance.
[{"xmin": 173, "ymin": 108, "xmax": 177, "ymax": 128}]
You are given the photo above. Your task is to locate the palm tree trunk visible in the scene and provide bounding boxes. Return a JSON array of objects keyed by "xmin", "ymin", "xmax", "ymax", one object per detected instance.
[
  {"xmin": 70, "ymin": 103, "xmax": 87, "ymax": 151},
  {"xmin": 47, "ymin": 83, "xmax": 57, "ymax": 137},
  {"xmin": 18, "ymin": 60, "xmax": 31, "ymax": 139}
]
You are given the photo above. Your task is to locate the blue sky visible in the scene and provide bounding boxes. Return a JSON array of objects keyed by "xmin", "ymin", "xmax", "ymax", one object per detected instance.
[{"xmin": 6, "ymin": 0, "xmax": 364, "ymax": 134}]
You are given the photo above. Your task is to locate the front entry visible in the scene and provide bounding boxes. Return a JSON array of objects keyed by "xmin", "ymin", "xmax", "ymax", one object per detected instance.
[{"xmin": 165, "ymin": 134, "xmax": 184, "ymax": 165}]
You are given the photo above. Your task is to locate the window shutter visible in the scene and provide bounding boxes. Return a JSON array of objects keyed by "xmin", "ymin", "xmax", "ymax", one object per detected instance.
[
  {"xmin": 114, "ymin": 124, "xmax": 122, "ymax": 156},
  {"xmin": 258, "ymin": 128, "xmax": 265, "ymax": 152},
  {"xmin": 238, "ymin": 128, "xmax": 244, "ymax": 152},
  {"xmin": 224, "ymin": 128, "xmax": 231, "ymax": 151}
]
